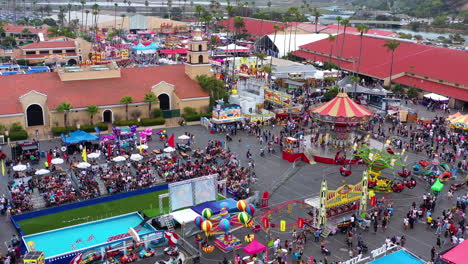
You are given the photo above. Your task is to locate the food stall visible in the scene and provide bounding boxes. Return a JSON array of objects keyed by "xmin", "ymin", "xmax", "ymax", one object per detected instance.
[
  {"xmin": 282, "ymin": 137, "xmax": 302, "ymax": 162},
  {"xmin": 11, "ymin": 141, "xmax": 40, "ymax": 162}
]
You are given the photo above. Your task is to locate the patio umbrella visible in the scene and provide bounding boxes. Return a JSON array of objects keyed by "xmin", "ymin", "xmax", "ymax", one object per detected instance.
[
  {"xmin": 178, "ymin": 135, "xmax": 190, "ymax": 140},
  {"xmin": 13, "ymin": 164, "xmax": 27, "ymax": 172},
  {"xmin": 137, "ymin": 144, "xmax": 148, "ymax": 150},
  {"xmin": 130, "ymin": 153, "xmax": 143, "ymax": 161},
  {"xmin": 35, "ymin": 169, "xmax": 50, "ymax": 175},
  {"xmin": 77, "ymin": 162, "xmax": 91, "ymax": 169},
  {"xmin": 164, "ymin": 147, "xmax": 175, "ymax": 153},
  {"xmin": 87, "ymin": 152, "xmax": 100, "ymax": 159},
  {"xmin": 112, "ymin": 156, "xmax": 126, "ymax": 162},
  {"xmin": 51, "ymin": 158, "xmax": 64, "ymax": 165}
]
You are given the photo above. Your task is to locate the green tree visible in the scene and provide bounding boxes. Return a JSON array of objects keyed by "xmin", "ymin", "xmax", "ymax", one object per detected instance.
[
  {"xmin": 406, "ymin": 86, "xmax": 419, "ymax": 99},
  {"xmin": 312, "ymin": 8, "xmax": 321, "ymax": 33},
  {"xmin": 269, "ymin": 25, "xmax": 280, "ymax": 70},
  {"xmin": 56, "ymin": 102, "xmax": 72, "ymax": 128},
  {"xmin": 196, "ymin": 75, "xmax": 228, "ymax": 106},
  {"xmin": 324, "ymin": 85, "xmax": 339, "ymax": 100},
  {"xmin": 2, "ymin": 36, "xmax": 17, "ymax": 47},
  {"xmin": 114, "ymin": 3, "xmax": 119, "ymax": 29},
  {"xmin": 349, "ymin": 75, "xmax": 360, "ymax": 98},
  {"xmin": 86, "ymin": 105, "xmax": 99, "ymax": 125},
  {"xmin": 255, "ymin": 52, "xmax": 266, "ymax": 67},
  {"xmin": 67, "ymin": 3, "xmax": 73, "ymax": 26},
  {"xmin": 383, "ymin": 40, "xmax": 400, "ymax": 87},
  {"xmin": 327, "ymin": 34, "xmax": 336, "ymax": 63},
  {"xmin": 144, "ymin": 93, "xmax": 158, "ymax": 118},
  {"xmin": 356, "ymin": 24, "xmax": 369, "ymax": 75},
  {"xmin": 336, "ymin": 16, "xmax": 342, "ymax": 35},
  {"xmin": 231, "ymin": 16, "xmax": 245, "ymax": 78},
  {"xmin": 120, "ymin": 96, "xmax": 133, "ymax": 121},
  {"xmin": 337, "ymin": 18, "xmax": 349, "ymax": 71}
]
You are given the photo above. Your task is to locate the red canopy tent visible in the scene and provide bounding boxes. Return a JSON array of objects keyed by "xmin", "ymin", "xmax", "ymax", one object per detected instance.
[
  {"xmin": 440, "ymin": 240, "xmax": 468, "ymax": 264},
  {"xmin": 242, "ymin": 239, "xmax": 266, "ymax": 255}
]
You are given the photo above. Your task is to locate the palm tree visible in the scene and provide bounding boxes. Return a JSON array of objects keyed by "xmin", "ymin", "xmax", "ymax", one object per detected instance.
[
  {"xmin": 327, "ymin": 34, "xmax": 336, "ymax": 63},
  {"xmin": 232, "ymin": 16, "xmax": 245, "ymax": 78},
  {"xmin": 86, "ymin": 105, "xmax": 99, "ymax": 125},
  {"xmin": 337, "ymin": 18, "xmax": 349, "ymax": 70},
  {"xmin": 336, "ymin": 15, "xmax": 342, "ymax": 35},
  {"xmin": 225, "ymin": 4, "xmax": 234, "ymax": 39},
  {"xmin": 267, "ymin": 1, "xmax": 272, "ymax": 18},
  {"xmin": 120, "ymin": 13, "xmax": 126, "ymax": 31},
  {"xmin": 85, "ymin": 9, "xmax": 90, "ymax": 30},
  {"xmin": 269, "ymin": 25, "xmax": 280, "ymax": 74},
  {"xmin": 120, "ymin": 96, "xmax": 133, "ymax": 120},
  {"xmin": 383, "ymin": 40, "xmax": 400, "ymax": 87},
  {"xmin": 312, "ymin": 8, "xmax": 321, "ymax": 33},
  {"xmin": 144, "ymin": 0, "xmax": 149, "ymax": 14},
  {"xmin": 114, "ymin": 3, "xmax": 118, "ymax": 28},
  {"xmin": 257, "ymin": 12, "xmax": 266, "ymax": 37},
  {"xmin": 56, "ymin": 102, "xmax": 72, "ymax": 128},
  {"xmin": 356, "ymin": 24, "xmax": 369, "ymax": 75},
  {"xmin": 144, "ymin": 93, "xmax": 158, "ymax": 118},
  {"xmin": 195, "ymin": 5, "xmax": 204, "ymax": 27},
  {"xmin": 80, "ymin": 0, "xmax": 86, "ymax": 29},
  {"xmin": 255, "ymin": 52, "xmax": 266, "ymax": 68},
  {"xmin": 67, "ymin": 3, "xmax": 73, "ymax": 25}
]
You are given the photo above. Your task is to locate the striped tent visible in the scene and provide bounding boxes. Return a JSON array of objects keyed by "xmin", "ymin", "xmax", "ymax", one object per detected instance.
[
  {"xmin": 312, "ymin": 91, "xmax": 372, "ymax": 124},
  {"xmin": 447, "ymin": 112, "xmax": 462, "ymax": 121}
]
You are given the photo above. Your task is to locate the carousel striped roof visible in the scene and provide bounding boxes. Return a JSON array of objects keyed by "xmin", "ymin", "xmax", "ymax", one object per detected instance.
[
  {"xmin": 449, "ymin": 114, "xmax": 468, "ymax": 129},
  {"xmin": 312, "ymin": 91, "xmax": 373, "ymax": 119}
]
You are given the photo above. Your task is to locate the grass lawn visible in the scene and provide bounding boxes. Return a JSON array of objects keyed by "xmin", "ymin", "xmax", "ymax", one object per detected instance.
[{"xmin": 19, "ymin": 190, "xmax": 169, "ymax": 235}]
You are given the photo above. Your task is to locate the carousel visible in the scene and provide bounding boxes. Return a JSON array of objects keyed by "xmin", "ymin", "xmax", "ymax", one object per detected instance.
[{"xmin": 311, "ymin": 89, "xmax": 373, "ymax": 147}]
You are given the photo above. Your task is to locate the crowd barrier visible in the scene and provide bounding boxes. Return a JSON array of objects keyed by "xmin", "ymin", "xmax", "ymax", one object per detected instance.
[{"xmin": 11, "ymin": 184, "xmax": 169, "ymax": 234}]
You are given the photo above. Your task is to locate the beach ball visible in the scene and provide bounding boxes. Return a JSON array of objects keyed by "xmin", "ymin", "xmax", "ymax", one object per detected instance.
[
  {"xmin": 194, "ymin": 216, "xmax": 204, "ymax": 228},
  {"xmin": 202, "ymin": 208, "xmax": 213, "ymax": 219},
  {"xmin": 220, "ymin": 202, "xmax": 229, "ymax": 210},
  {"xmin": 237, "ymin": 200, "xmax": 248, "ymax": 211},
  {"xmin": 246, "ymin": 204, "xmax": 256, "ymax": 216},
  {"xmin": 219, "ymin": 218, "xmax": 231, "ymax": 232},
  {"xmin": 220, "ymin": 208, "xmax": 229, "ymax": 218},
  {"xmin": 238, "ymin": 212, "xmax": 251, "ymax": 225},
  {"xmin": 201, "ymin": 220, "xmax": 212, "ymax": 233}
]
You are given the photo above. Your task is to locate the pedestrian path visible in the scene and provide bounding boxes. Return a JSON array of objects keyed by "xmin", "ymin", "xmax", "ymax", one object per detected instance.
[{"xmin": 31, "ymin": 188, "xmax": 46, "ymax": 209}]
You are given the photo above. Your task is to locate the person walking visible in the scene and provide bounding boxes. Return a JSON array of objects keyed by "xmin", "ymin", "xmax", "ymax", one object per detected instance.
[
  {"xmin": 431, "ymin": 246, "xmax": 436, "ymax": 262},
  {"xmin": 436, "ymin": 236, "xmax": 441, "ymax": 248}
]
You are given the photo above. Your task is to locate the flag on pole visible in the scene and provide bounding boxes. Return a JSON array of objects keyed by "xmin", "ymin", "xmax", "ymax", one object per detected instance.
[
  {"xmin": 1, "ymin": 160, "xmax": 5, "ymax": 176},
  {"xmin": 168, "ymin": 133, "xmax": 175, "ymax": 148},
  {"xmin": 82, "ymin": 146, "xmax": 88, "ymax": 162},
  {"xmin": 46, "ymin": 152, "xmax": 52, "ymax": 167},
  {"xmin": 139, "ymin": 138, "xmax": 143, "ymax": 154}
]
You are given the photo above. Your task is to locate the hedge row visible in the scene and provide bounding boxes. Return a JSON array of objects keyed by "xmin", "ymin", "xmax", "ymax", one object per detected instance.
[
  {"xmin": 3, "ymin": 130, "xmax": 29, "ymax": 141},
  {"xmin": 113, "ymin": 118, "xmax": 165, "ymax": 127},
  {"xmin": 51, "ymin": 123, "xmax": 109, "ymax": 136},
  {"xmin": 182, "ymin": 113, "xmax": 212, "ymax": 122}
]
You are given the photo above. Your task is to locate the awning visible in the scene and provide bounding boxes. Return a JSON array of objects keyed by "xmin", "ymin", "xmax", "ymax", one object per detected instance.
[
  {"xmin": 159, "ymin": 48, "xmax": 187, "ymax": 54},
  {"xmin": 62, "ymin": 130, "xmax": 99, "ymax": 145},
  {"xmin": 423, "ymin": 93, "xmax": 449, "ymax": 101},
  {"xmin": 369, "ymin": 250, "xmax": 425, "ymax": 264},
  {"xmin": 441, "ymin": 240, "xmax": 468, "ymax": 264},
  {"xmin": 242, "ymin": 239, "xmax": 266, "ymax": 255},
  {"xmin": 169, "ymin": 208, "xmax": 200, "ymax": 225}
]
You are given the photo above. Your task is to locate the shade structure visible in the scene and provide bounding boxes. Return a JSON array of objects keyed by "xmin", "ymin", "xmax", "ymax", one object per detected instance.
[
  {"xmin": 87, "ymin": 152, "xmax": 100, "ymax": 159},
  {"xmin": 423, "ymin": 93, "xmax": 449, "ymax": 101},
  {"xmin": 178, "ymin": 135, "xmax": 190, "ymax": 140},
  {"xmin": 164, "ymin": 147, "xmax": 175, "ymax": 153},
  {"xmin": 130, "ymin": 153, "xmax": 143, "ymax": 161},
  {"xmin": 431, "ymin": 179, "xmax": 444, "ymax": 192},
  {"xmin": 35, "ymin": 169, "xmax": 50, "ymax": 175},
  {"xmin": 112, "ymin": 156, "xmax": 126, "ymax": 162},
  {"xmin": 447, "ymin": 112, "xmax": 462, "ymax": 121},
  {"xmin": 77, "ymin": 162, "xmax": 91, "ymax": 169},
  {"xmin": 311, "ymin": 91, "xmax": 373, "ymax": 124},
  {"xmin": 449, "ymin": 114, "xmax": 468, "ymax": 130},
  {"xmin": 62, "ymin": 130, "xmax": 99, "ymax": 145},
  {"xmin": 441, "ymin": 240, "xmax": 468, "ymax": 264},
  {"xmin": 369, "ymin": 250, "xmax": 425, "ymax": 264},
  {"xmin": 13, "ymin": 164, "xmax": 27, "ymax": 172},
  {"xmin": 51, "ymin": 158, "xmax": 64, "ymax": 165},
  {"xmin": 242, "ymin": 239, "xmax": 266, "ymax": 255}
]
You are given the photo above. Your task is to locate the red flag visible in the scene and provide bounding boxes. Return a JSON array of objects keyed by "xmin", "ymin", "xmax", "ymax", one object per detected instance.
[
  {"xmin": 107, "ymin": 144, "xmax": 112, "ymax": 157},
  {"xmin": 47, "ymin": 152, "xmax": 52, "ymax": 166},
  {"xmin": 168, "ymin": 134, "xmax": 175, "ymax": 148}
]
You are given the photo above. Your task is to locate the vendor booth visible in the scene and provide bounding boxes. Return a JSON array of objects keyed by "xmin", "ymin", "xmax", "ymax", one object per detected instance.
[
  {"xmin": 132, "ymin": 42, "xmax": 160, "ymax": 54},
  {"xmin": 11, "ymin": 141, "xmax": 39, "ymax": 162},
  {"xmin": 210, "ymin": 104, "xmax": 244, "ymax": 130},
  {"xmin": 369, "ymin": 249, "xmax": 425, "ymax": 264},
  {"xmin": 62, "ymin": 130, "xmax": 99, "ymax": 145}
]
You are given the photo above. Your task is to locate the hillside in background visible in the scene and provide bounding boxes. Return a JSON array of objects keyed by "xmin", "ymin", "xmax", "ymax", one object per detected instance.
[{"xmin": 350, "ymin": 0, "xmax": 467, "ymax": 18}]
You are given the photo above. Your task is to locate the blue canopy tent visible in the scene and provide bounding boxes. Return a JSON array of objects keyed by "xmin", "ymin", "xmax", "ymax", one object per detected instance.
[
  {"xmin": 132, "ymin": 42, "xmax": 160, "ymax": 54},
  {"xmin": 369, "ymin": 250, "xmax": 425, "ymax": 264},
  {"xmin": 61, "ymin": 130, "xmax": 99, "ymax": 145}
]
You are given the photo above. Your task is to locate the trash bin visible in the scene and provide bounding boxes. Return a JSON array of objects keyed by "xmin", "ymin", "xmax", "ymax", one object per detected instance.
[{"xmin": 40, "ymin": 151, "xmax": 46, "ymax": 158}]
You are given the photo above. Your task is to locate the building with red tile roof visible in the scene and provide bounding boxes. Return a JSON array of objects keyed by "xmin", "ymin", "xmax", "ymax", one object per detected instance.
[
  {"xmin": 0, "ymin": 65, "xmax": 210, "ymax": 129},
  {"xmin": 293, "ymin": 34, "xmax": 468, "ymax": 106},
  {"xmin": 218, "ymin": 17, "xmax": 287, "ymax": 38},
  {"xmin": 18, "ymin": 40, "xmax": 82, "ymax": 64},
  {"xmin": 2, "ymin": 24, "xmax": 48, "ymax": 44}
]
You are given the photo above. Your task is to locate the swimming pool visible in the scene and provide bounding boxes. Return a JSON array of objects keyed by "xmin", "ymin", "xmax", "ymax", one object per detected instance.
[{"xmin": 23, "ymin": 212, "xmax": 156, "ymax": 258}]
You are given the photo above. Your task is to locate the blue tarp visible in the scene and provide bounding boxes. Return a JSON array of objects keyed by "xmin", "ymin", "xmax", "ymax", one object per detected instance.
[
  {"xmin": 62, "ymin": 130, "xmax": 99, "ymax": 145},
  {"xmin": 369, "ymin": 250, "xmax": 425, "ymax": 264}
]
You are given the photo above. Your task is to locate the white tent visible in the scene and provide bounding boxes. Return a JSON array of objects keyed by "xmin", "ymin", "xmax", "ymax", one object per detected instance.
[
  {"xmin": 216, "ymin": 44, "xmax": 251, "ymax": 53},
  {"xmin": 424, "ymin": 93, "xmax": 449, "ymax": 101},
  {"xmin": 263, "ymin": 33, "xmax": 329, "ymax": 58},
  {"xmin": 169, "ymin": 208, "xmax": 201, "ymax": 225}
]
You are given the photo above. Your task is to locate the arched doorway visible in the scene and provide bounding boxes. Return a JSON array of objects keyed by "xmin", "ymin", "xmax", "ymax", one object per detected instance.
[
  {"xmin": 26, "ymin": 104, "xmax": 44, "ymax": 126},
  {"xmin": 103, "ymin": 110, "xmax": 113, "ymax": 123},
  {"xmin": 67, "ymin": 59, "xmax": 77, "ymax": 65},
  {"xmin": 158, "ymin": 94, "xmax": 170, "ymax": 110},
  {"xmin": 198, "ymin": 55, "xmax": 203, "ymax": 64}
]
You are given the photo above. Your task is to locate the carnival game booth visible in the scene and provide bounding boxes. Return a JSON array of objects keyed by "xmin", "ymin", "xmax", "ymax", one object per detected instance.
[
  {"xmin": 282, "ymin": 137, "xmax": 308, "ymax": 163},
  {"xmin": 210, "ymin": 104, "xmax": 245, "ymax": 132}
]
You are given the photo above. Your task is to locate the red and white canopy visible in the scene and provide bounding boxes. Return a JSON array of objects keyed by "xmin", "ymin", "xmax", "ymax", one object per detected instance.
[{"xmin": 311, "ymin": 91, "xmax": 372, "ymax": 123}]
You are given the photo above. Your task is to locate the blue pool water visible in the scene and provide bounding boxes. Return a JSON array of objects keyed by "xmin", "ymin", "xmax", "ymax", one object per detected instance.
[{"xmin": 23, "ymin": 212, "xmax": 156, "ymax": 258}]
